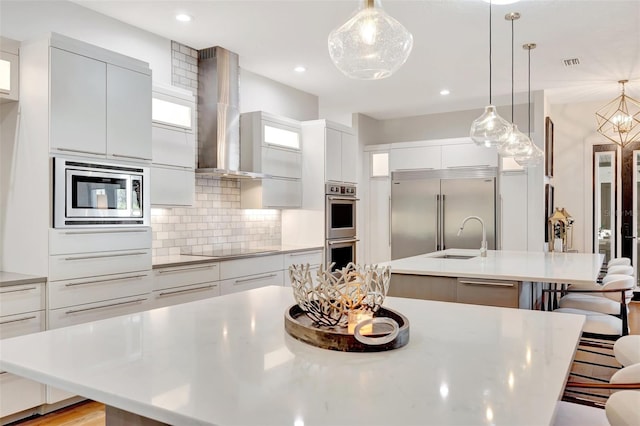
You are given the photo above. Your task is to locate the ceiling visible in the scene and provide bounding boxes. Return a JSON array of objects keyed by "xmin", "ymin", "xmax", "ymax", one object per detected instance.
[{"xmin": 72, "ymin": 0, "xmax": 640, "ymax": 120}]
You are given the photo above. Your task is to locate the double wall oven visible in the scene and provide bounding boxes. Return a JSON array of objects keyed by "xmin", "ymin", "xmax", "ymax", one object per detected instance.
[
  {"xmin": 325, "ymin": 183, "xmax": 358, "ymax": 271},
  {"xmin": 53, "ymin": 157, "xmax": 149, "ymax": 228}
]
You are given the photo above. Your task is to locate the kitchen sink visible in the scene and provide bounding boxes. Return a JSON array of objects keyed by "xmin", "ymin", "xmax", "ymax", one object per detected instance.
[{"xmin": 430, "ymin": 254, "xmax": 477, "ymax": 260}]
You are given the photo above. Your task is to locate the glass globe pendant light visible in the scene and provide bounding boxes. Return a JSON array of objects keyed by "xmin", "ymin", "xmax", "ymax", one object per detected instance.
[
  {"xmin": 470, "ymin": 0, "xmax": 512, "ymax": 147},
  {"xmin": 328, "ymin": 0, "xmax": 413, "ymax": 80}
]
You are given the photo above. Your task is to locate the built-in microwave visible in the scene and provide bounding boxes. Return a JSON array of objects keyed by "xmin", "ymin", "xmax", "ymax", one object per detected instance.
[{"xmin": 53, "ymin": 157, "xmax": 149, "ymax": 228}]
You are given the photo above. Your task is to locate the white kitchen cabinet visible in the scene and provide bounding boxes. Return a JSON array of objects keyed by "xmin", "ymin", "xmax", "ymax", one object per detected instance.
[
  {"xmin": 0, "ymin": 281, "xmax": 46, "ymax": 418},
  {"xmin": 0, "ymin": 37, "xmax": 20, "ymax": 102},
  {"xmin": 150, "ymin": 166, "xmax": 194, "ymax": 207},
  {"xmin": 389, "ymin": 143, "xmax": 441, "ymax": 171},
  {"xmin": 38, "ymin": 34, "xmax": 152, "ymax": 160},
  {"xmin": 325, "ymin": 126, "xmax": 357, "ymax": 183},
  {"xmin": 49, "ymin": 227, "xmax": 151, "ymax": 255},
  {"xmin": 241, "ymin": 178, "xmax": 302, "ymax": 209},
  {"xmin": 49, "ymin": 47, "xmax": 107, "ymax": 156},
  {"xmin": 219, "ymin": 254, "xmax": 284, "ymax": 295},
  {"xmin": 152, "ymin": 262, "xmax": 220, "ymax": 308},
  {"xmin": 283, "ymin": 249, "xmax": 323, "ymax": 287},
  {"xmin": 150, "ymin": 84, "xmax": 196, "ymax": 207},
  {"xmin": 441, "ymin": 140, "xmax": 498, "ymax": 169},
  {"xmin": 106, "ymin": 64, "xmax": 152, "ymax": 161},
  {"xmin": 49, "ymin": 249, "xmax": 151, "ymax": 281},
  {"xmin": 240, "ymin": 111, "xmax": 303, "ymax": 209}
]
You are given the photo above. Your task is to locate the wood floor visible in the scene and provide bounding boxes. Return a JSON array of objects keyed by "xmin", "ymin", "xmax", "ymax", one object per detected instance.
[{"xmin": 7, "ymin": 301, "xmax": 640, "ymax": 426}]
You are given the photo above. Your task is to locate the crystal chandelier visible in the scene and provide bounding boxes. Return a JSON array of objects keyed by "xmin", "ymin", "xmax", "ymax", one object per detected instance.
[
  {"xmin": 470, "ymin": 0, "xmax": 512, "ymax": 148},
  {"xmin": 328, "ymin": 0, "xmax": 413, "ymax": 80},
  {"xmin": 595, "ymin": 80, "xmax": 640, "ymax": 147}
]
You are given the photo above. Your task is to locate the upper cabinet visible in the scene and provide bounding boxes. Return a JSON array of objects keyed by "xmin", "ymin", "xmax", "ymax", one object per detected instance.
[
  {"xmin": 440, "ymin": 140, "xmax": 498, "ymax": 169},
  {"xmin": 240, "ymin": 111, "xmax": 303, "ymax": 209},
  {"xmin": 325, "ymin": 124, "xmax": 356, "ymax": 184},
  {"xmin": 389, "ymin": 138, "xmax": 498, "ymax": 172},
  {"xmin": 150, "ymin": 84, "xmax": 196, "ymax": 207},
  {"xmin": 23, "ymin": 33, "xmax": 152, "ymax": 162},
  {"xmin": 0, "ymin": 37, "xmax": 20, "ymax": 103}
]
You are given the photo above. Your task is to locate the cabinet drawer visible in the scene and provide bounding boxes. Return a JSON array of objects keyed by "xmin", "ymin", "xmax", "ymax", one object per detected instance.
[
  {"xmin": 262, "ymin": 146, "xmax": 301, "ymax": 179},
  {"xmin": 0, "ymin": 284, "xmax": 45, "ymax": 316},
  {"xmin": 153, "ymin": 262, "xmax": 219, "ymax": 291},
  {"xmin": 0, "ymin": 311, "xmax": 45, "ymax": 339},
  {"xmin": 151, "ymin": 125, "xmax": 194, "ymax": 168},
  {"xmin": 48, "ymin": 294, "xmax": 150, "ymax": 329},
  {"xmin": 49, "ymin": 249, "xmax": 151, "ymax": 281},
  {"xmin": 49, "ymin": 227, "xmax": 152, "ymax": 255},
  {"xmin": 0, "ymin": 372, "xmax": 45, "ymax": 418},
  {"xmin": 220, "ymin": 254, "xmax": 284, "ymax": 280},
  {"xmin": 48, "ymin": 271, "xmax": 152, "ymax": 309},
  {"xmin": 284, "ymin": 250, "xmax": 323, "ymax": 269},
  {"xmin": 220, "ymin": 270, "xmax": 284, "ymax": 296},
  {"xmin": 153, "ymin": 281, "xmax": 220, "ymax": 309},
  {"xmin": 456, "ymin": 278, "xmax": 519, "ymax": 308}
]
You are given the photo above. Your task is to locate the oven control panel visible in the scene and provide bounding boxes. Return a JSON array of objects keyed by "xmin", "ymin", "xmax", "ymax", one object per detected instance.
[{"xmin": 326, "ymin": 183, "xmax": 356, "ymax": 196}]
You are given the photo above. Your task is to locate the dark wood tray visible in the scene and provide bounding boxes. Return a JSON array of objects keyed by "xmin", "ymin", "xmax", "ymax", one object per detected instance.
[{"xmin": 284, "ymin": 304, "xmax": 410, "ymax": 352}]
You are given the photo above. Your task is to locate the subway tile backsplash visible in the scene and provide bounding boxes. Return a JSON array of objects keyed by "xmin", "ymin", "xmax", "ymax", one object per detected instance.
[{"xmin": 151, "ymin": 42, "xmax": 282, "ymax": 257}]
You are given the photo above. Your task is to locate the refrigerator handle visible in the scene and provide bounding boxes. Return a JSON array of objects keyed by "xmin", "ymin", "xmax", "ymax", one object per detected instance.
[
  {"xmin": 436, "ymin": 194, "xmax": 440, "ymax": 251},
  {"xmin": 388, "ymin": 195, "xmax": 392, "ymax": 247},
  {"xmin": 441, "ymin": 194, "xmax": 446, "ymax": 250}
]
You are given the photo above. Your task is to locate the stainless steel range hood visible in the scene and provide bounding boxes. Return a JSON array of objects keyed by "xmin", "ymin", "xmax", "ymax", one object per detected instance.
[{"xmin": 196, "ymin": 46, "xmax": 265, "ymax": 179}]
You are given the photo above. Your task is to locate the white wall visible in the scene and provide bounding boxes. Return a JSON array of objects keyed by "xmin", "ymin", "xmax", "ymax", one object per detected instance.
[
  {"xmin": 241, "ymin": 70, "xmax": 318, "ymax": 121},
  {"xmin": 549, "ymin": 99, "xmax": 609, "ymax": 254},
  {"xmin": 0, "ymin": 0, "xmax": 172, "ymax": 85}
]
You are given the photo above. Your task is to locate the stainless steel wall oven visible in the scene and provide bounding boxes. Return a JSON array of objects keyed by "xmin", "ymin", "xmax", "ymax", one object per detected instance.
[
  {"xmin": 325, "ymin": 183, "xmax": 358, "ymax": 271},
  {"xmin": 53, "ymin": 157, "xmax": 149, "ymax": 228}
]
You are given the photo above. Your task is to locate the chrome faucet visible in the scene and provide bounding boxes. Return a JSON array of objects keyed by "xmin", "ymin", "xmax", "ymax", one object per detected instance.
[{"xmin": 457, "ymin": 216, "xmax": 487, "ymax": 257}]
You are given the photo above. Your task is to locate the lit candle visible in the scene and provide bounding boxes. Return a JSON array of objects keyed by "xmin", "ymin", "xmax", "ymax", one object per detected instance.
[{"xmin": 347, "ymin": 310, "xmax": 373, "ymax": 334}]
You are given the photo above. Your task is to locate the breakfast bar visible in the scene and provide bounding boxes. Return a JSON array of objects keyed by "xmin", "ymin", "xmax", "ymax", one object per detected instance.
[{"xmin": 0, "ymin": 286, "xmax": 585, "ymax": 425}]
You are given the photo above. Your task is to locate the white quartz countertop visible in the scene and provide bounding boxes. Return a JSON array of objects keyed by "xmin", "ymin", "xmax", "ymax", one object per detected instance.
[
  {"xmin": 0, "ymin": 271, "xmax": 47, "ymax": 288},
  {"xmin": 386, "ymin": 249, "xmax": 605, "ymax": 287},
  {"xmin": 0, "ymin": 286, "xmax": 584, "ymax": 426}
]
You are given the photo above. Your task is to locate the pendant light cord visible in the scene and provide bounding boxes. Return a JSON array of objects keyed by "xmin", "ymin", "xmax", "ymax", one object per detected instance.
[
  {"xmin": 489, "ymin": 0, "xmax": 493, "ymax": 105},
  {"xmin": 511, "ymin": 16, "xmax": 514, "ymax": 123},
  {"xmin": 528, "ymin": 47, "xmax": 532, "ymax": 138}
]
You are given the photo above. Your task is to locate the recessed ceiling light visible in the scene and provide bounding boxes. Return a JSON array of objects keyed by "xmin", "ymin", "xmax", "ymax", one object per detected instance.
[
  {"xmin": 440, "ymin": 89, "xmax": 450, "ymax": 96},
  {"xmin": 175, "ymin": 14, "xmax": 192, "ymax": 22},
  {"xmin": 294, "ymin": 66, "xmax": 306, "ymax": 73}
]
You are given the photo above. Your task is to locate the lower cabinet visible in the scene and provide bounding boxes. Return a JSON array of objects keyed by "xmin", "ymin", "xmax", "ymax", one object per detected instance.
[
  {"xmin": 389, "ymin": 274, "xmax": 523, "ymax": 308},
  {"xmin": 152, "ymin": 262, "xmax": 220, "ymax": 309},
  {"xmin": 220, "ymin": 254, "xmax": 284, "ymax": 295},
  {"xmin": 0, "ymin": 282, "xmax": 46, "ymax": 419},
  {"xmin": 283, "ymin": 250, "xmax": 323, "ymax": 287}
]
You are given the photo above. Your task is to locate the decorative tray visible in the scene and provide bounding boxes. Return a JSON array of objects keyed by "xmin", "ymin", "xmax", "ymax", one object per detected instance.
[{"xmin": 284, "ymin": 304, "xmax": 410, "ymax": 352}]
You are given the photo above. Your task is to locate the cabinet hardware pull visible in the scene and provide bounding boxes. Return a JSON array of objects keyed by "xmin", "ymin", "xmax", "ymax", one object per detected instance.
[
  {"xmin": 327, "ymin": 238, "xmax": 359, "ymax": 245},
  {"xmin": 327, "ymin": 196, "xmax": 360, "ymax": 201},
  {"xmin": 446, "ymin": 165, "xmax": 490, "ymax": 169},
  {"xmin": 158, "ymin": 284, "xmax": 215, "ymax": 297},
  {"xmin": 0, "ymin": 315, "xmax": 37, "ymax": 325},
  {"xmin": 157, "ymin": 265, "xmax": 215, "ymax": 274},
  {"xmin": 57, "ymin": 147, "xmax": 105, "ymax": 155},
  {"xmin": 63, "ymin": 252, "xmax": 147, "ymax": 261},
  {"xmin": 459, "ymin": 280, "xmax": 515, "ymax": 288},
  {"xmin": 287, "ymin": 251, "xmax": 320, "ymax": 257},
  {"xmin": 0, "ymin": 286, "xmax": 37, "ymax": 294},
  {"xmin": 111, "ymin": 153, "xmax": 152, "ymax": 161},
  {"xmin": 65, "ymin": 274, "xmax": 147, "ymax": 287},
  {"xmin": 152, "ymin": 162, "xmax": 192, "ymax": 169},
  {"xmin": 64, "ymin": 298, "xmax": 147, "ymax": 314},
  {"xmin": 62, "ymin": 229, "xmax": 148, "ymax": 235},
  {"xmin": 235, "ymin": 273, "xmax": 277, "ymax": 284}
]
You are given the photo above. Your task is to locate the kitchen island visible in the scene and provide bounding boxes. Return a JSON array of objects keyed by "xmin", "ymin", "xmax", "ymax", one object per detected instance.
[
  {"xmin": 387, "ymin": 249, "xmax": 604, "ymax": 308},
  {"xmin": 0, "ymin": 286, "xmax": 585, "ymax": 425}
]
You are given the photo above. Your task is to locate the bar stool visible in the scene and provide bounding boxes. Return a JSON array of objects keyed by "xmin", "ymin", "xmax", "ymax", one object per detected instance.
[
  {"xmin": 608, "ymin": 257, "xmax": 631, "ymax": 267},
  {"xmin": 559, "ymin": 274, "xmax": 635, "ymax": 314},
  {"xmin": 607, "ymin": 265, "xmax": 634, "ymax": 276},
  {"xmin": 613, "ymin": 335, "xmax": 640, "ymax": 367}
]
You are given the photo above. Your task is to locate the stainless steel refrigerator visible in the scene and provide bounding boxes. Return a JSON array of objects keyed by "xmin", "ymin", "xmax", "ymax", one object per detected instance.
[{"xmin": 391, "ymin": 168, "xmax": 497, "ymax": 260}]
